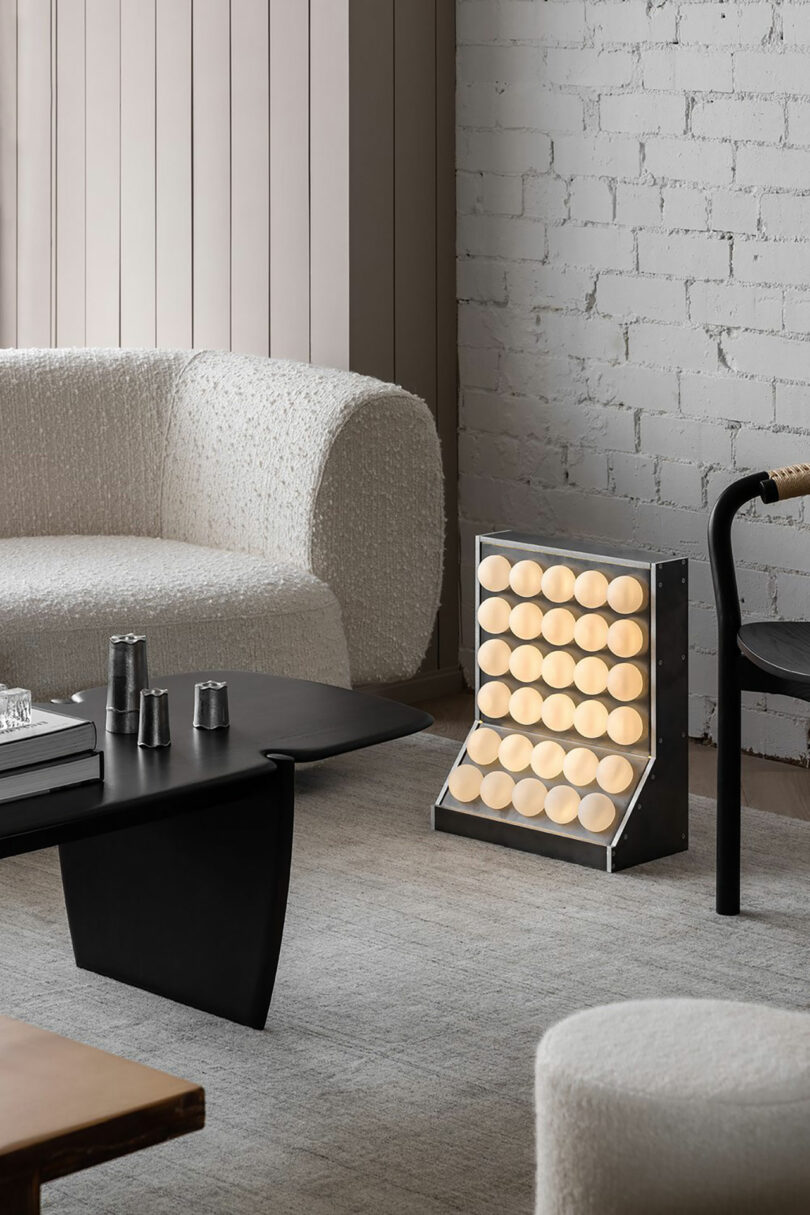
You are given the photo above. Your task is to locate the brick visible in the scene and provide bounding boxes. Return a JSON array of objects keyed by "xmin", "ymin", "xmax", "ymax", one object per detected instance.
[
  {"xmin": 734, "ymin": 239, "xmax": 810, "ymax": 288},
  {"xmin": 610, "ymin": 450, "xmax": 657, "ymax": 501},
  {"xmin": 548, "ymin": 222, "xmax": 635, "ymax": 271},
  {"xmin": 498, "ymin": 86, "xmax": 584, "ymax": 132},
  {"xmin": 679, "ymin": 4, "xmax": 773, "ymax": 47},
  {"xmin": 459, "ymin": 345, "xmax": 500, "ymax": 390},
  {"xmin": 783, "ymin": 5, "xmax": 810, "ymax": 46},
  {"xmin": 681, "ymin": 374, "xmax": 773, "ymax": 426},
  {"xmin": 638, "ymin": 231, "xmax": 730, "ymax": 280},
  {"xmin": 710, "ymin": 190, "xmax": 758, "ymax": 235},
  {"xmin": 784, "ymin": 293, "xmax": 810, "ymax": 335},
  {"xmin": 659, "ymin": 459, "xmax": 703, "ymax": 509},
  {"xmin": 553, "ymin": 134, "xmax": 640, "ymax": 178},
  {"xmin": 615, "ymin": 182, "xmax": 661, "ymax": 226},
  {"xmin": 587, "ymin": 2, "xmax": 676, "ymax": 45},
  {"xmin": 600, "ymin": 92, "xmax": 685, "ymax": 135},
  {"xmin": 736, "ymin": 425, "xmax": 810, "ymax": 471},
  {"xmin": 641, "ymin": 412, "xmax": 733, "ymax": 463},
  {"xmin": 457, "ymin": 84, "xmax": 499, "ymax": 129},
  {"xmin": 500, "ymin": 350, "xmax": 584, "ymax": 400},
  {"xmin": 761, "ymin": 195, "xmax": 810, "ymax": 240},
  {"xmin": 457, "ymin": 1, "xmax": 587, "ymax": 44},
  {"xmin": 788, "ymin": 100, "xmax": 810, "ymax": 146},
  {"xmin": 662, "ymin": 187, "xmax": 707, "ymax": 231},
  {"xmin": 776, "ymin": 383, "xmax": 810, "ymax": 430},
  {"xmin": 640, "ymin": 47, "xmax": 733, "ymax": 93},
  {"xmin": 545, "ymin": 48, "xmax": 635, "ymax": 89},
  {"xmin": 644, "ymin": 137, "xmax": 733, "ymax": 186},
  {"xmin": 722, "ymin": 331, "xmax": 810, "ymax": 383},
  {"xmin": 737, "ymin": 145, "xmax": 810, "ymax": 190},
  {"xmin": 570, "ymin": 177, "xmax": 613, "ymax": 223},
  {"xmin": 458, "ymin": 259, "xmax": 508, "ymax": 305},
  {"xmin": 457, "ymin": 171, "xmax": 523, "ymax": 216},
  {"xmin": 588, "ymin": 361, "xmax": 679, "ymax": 411},
  {"xmin": 734, "ymin": 52, "xmax": 810, "ymax": 96},
  {"xmin": 458, "ymin": 130, "xmax": 551, "ymax": 174},
  {"xmin": 458, "ymin": 44, "xmax": 542, "ymax": 84},
  {"xmin": 459, "ymin": 215, "xmax": 546, "ymax": 261},
  {"xmin": 629, "ymin": 322, "xmax": 719, "ymax": 373},
  {"xmin": 597, "ymin": 273, "xmax": 686, "ymax": 322},
  {"xmin": 523, "ymin": 174, "xmax": 569, "ymax": 222},
  {"xmin": 689, "ymin": 282, "xmax": 782, "ymax": 330},
  {"xmin": 629, "ymin": 322, "xmax": 720, "ymax": 375},
  {"xmin": 691, "ymin": 98, "xmax": 783, "ymax": 144},
  {"xmin": 536, "ymin": 310, "xmax": 626, "ymax": 363},
  {"xmin": 777, "ymin": 573, "xmax": 810, "ymax": 618},
  {"xmin": 506, "ymin": 263, "xmax": 595, "ymax": 309},
  {"xmin": 567, "ymin": 447, "xmax": 609, "ymax": 492}
]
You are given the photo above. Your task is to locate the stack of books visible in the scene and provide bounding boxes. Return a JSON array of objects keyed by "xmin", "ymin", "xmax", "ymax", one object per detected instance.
[{"xmin": 0, "ymin": 709, "xmax": 102, "ymax": 804}]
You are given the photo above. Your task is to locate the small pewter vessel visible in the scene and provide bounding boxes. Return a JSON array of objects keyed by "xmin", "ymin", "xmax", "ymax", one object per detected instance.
[
  {"xmin": 106, "ymin": 634, "xmax": 148, "ymax": 734},
  {"xmin": 138, "ymin": 688, "xmax": 171, "ymax": 748},
  {"xmin": 193, "ymin": 680, "xmax": 229, "ymax": 730}
]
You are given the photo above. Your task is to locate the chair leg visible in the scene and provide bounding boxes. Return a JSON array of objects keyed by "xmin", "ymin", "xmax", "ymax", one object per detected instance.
[{"xmin": 716, "ymin": 678, "xmax": 741, "ymax": 916}]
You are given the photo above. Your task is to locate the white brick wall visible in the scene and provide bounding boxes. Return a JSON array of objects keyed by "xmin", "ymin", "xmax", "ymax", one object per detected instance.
[{"xmin": 457, "ymin": 0, "xmax": 810, "ymax": 760}]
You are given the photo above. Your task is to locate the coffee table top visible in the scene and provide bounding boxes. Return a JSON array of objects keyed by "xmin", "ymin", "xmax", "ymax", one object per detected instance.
[{"xmin": 0, "ymin": 671, "xmax": 431, "ymax": 859}]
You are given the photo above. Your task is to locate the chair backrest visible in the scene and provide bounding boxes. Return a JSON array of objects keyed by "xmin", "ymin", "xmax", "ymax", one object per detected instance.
[
  {"xmin": 0, "ymin": 348, "xmax": 189, "ymax": 538},
  {"xmin": 708, "ymin": 466, "xmax": 810, "ymax": 640}
]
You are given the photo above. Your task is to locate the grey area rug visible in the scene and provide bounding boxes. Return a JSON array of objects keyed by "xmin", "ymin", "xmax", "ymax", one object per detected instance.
[{"xmin": 1, "ymin": 732, "xmax": 808, "ymax": 1215}]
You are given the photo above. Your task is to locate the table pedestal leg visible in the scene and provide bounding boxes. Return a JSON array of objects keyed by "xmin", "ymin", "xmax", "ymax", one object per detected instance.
[{"xmin": 58, "ymin": 764, "xmax": 294, "ymax": 1029}]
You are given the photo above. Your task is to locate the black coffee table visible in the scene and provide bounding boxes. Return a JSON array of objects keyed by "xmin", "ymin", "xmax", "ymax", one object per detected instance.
[{"xmin": 2, "ymin": 671, "xmax": 431, "ymax": 1028}]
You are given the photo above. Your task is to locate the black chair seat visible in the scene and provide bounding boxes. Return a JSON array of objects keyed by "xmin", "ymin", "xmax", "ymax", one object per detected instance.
[{"xmin": 738, "ymin": 621, "xmax": 810, "ymax": 684}]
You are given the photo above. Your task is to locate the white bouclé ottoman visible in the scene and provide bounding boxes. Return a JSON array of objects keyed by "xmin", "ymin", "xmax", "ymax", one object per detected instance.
[{"xmin": 535, "ymin": 999, "xmax": 810, "ymax": 1215}]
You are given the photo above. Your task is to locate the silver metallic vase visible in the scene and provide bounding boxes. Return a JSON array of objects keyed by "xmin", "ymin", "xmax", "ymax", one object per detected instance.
[
  {"xmin": 106, "ymin": 633, "xmax": 148, "ymax": 734},
  {"xmin": 193, "ymin": 680, "xmax": 230, "ymax": 730},
  {"xmin": 138, "ymin": 687, "xmax": 171, "ymax": 748}
]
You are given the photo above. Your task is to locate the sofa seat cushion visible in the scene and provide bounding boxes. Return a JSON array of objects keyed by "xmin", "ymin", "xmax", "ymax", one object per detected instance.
[{"xmin": 0, "ymin": 535, "xmax": 351, "ymax": 700}]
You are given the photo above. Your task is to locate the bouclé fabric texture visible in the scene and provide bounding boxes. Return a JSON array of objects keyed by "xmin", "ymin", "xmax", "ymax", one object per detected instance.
[{"xmin": 0, "ymin": 348, "xmax": 443, "ymax": 698}]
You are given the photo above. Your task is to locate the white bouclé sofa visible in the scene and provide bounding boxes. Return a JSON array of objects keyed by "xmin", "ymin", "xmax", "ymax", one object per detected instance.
[{"xmin": 0, "ymin": 348, "xmax": 444, "ymax": 700}]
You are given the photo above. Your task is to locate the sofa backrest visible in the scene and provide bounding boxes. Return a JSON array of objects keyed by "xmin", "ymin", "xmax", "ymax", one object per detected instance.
[{"xmin": 0, "ymin": 348, "xmax": 189, "ymax": 538}]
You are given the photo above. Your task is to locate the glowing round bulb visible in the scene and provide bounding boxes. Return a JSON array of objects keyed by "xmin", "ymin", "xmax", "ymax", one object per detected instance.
[
  {"xmin": 573, "ymin": 612, "xmax": 609, "ymax": 653},
  {"xmin": 510, "ymin": 602, "xmax": 544, "ymax": 640},
  {"xmin": 542, "ymin": 607, "xmax": 576, "ymax": 646},
  {"xmin": 509, "ymin": 687, "xmax": 544, "ymax": 725},
  {"xmin": 509, "ymin": 559, "xmax": 543, "ymax": 597},
  {"xmin": 542, "ymin": 650, "xmax": 576, "ymax": 689},
  {"xmin": 562, "ymin": 747, "xmax": 599, "ymax": 786},
  {"xmin": 466, "ymin": 726, "xmax": 502, "ymax": 766},
  {"xmin": 478, "ymin": 596, "xmax": 511, "ymax": 634},
  {"xmin": 498, "ymin": 733, "xmax": 534, "ymax": 772},
  {"xmin": 512, "ymin": 778, "xmax": 547, "ymax": 818},
  {"xmin": 477, "ymin": 681, "xmax": 511, "ymax": 719},
  {"xmin": 478, "ymin": 638, "xmax": 512, "ymax": 677},
  {"xmin": 544, "ymin": 785, "xmax": 580, "ymax": 824},
  {"xmin": 607, "ymin": 662, "xmax": 644, "ymax": 702},
  {"xmin": 448, "ymin": 764, "xmax": 483, "ymax": 803},
  {"xmin": 574, "ymin": 569, "xmax": 609, "ymax": 609},
  {"xmin": 608, "ymin": 619, "xmax": 644, "ymax": 658},
  {"xmin": 574, "ymin": 656, "xmax": 609, "ymax": 696},
  {"xmin": 531, "ymin": 740, "xmax": 566, "ymax": 779},
  {"xmin": 579, "ymin": 792, "xmax": 616, "ymax": 833},
  {"xmin": 542, "ymin": 693, "xmax": 576, "ymax": 732},
  {"xmin": 607, "ymin": 575, "xmax": 644, "ymax": 615},
  {"xmin": 478, "ymin": 554, "xmax": 511, "ymax": 592},
  {"xmin": 541, "ymin": 564, "xmax": 576, "ymax": 603},
  {"xmin": 510, "ymin": 644, "xmax": 544, "ymax": 683},
  {"xmin": 480, "ymin": 770, "xmax": 514, "ymax": 810},
  {"xmin": 607, "ymin": 705, "xmax": 644, "ymax": 746},
  {"xmin": 596, "ymin": 754, "xmax": 634, "ymax": 795},
  {"xmin": 573, "ymin": 699, "xmax": 609, "ymax": 739}
]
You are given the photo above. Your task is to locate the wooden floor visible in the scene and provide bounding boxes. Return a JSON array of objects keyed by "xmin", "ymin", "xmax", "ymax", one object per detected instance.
[{"xmin": 416, "ymin": 691, "xmax": 810, "ymax": 823}]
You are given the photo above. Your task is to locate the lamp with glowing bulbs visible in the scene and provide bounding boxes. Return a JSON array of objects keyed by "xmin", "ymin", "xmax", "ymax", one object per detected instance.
[{"xmin": 433, "ymin": 531, "xmax": 688, "ymax": 871}]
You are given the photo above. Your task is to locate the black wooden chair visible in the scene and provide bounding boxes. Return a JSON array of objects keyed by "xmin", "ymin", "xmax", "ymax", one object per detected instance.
[{"xmin": 709, "ymin": 464, "xmax": 810, "ymax": 915}]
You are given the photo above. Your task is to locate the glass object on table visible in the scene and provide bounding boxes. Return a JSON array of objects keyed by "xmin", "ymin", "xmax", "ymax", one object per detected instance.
[{"xmin": 0, "ymin": 687, "xmax": 32, "ymax": 731}]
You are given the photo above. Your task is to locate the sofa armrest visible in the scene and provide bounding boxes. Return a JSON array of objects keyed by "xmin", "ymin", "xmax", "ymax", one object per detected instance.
[{"xmin": 160, "ymin": 352, "xmax": 444, "ymax": 685}]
